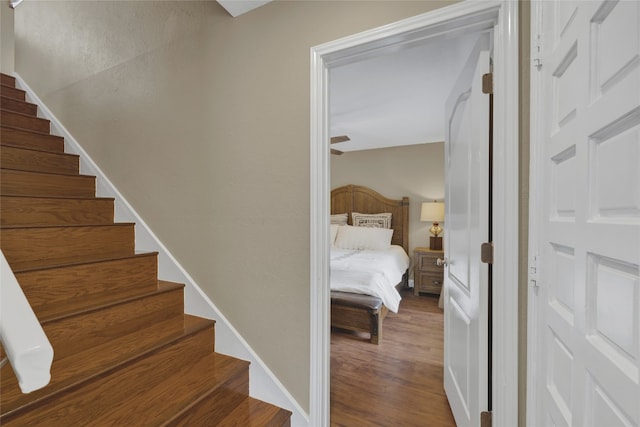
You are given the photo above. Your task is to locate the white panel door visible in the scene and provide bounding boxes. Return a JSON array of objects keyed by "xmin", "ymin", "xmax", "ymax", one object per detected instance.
[
  {"xmin": 443, "ymin": 34, "xmax": 491, "ymax": 427},
  {"xmin": 533, "ymin": 1, "xmax": 640, "ymax": 426}
]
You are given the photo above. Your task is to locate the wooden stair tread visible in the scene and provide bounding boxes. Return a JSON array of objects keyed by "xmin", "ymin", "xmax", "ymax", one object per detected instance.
[
  {"xmin": 0, "ymin": 126, "xmax": 65, "ymax": 153},
  {"xmin": 0, "ymin": 123, "xmax": 50, "ymax": 137},
  {"xmin": 0, "ymin": 84, "xmax": 26, "ymax": 101},
  {"xmin": 1, "ymin": 195, "xmax": 115, "ymax": 226},
  {"xmin": 217, "ymin": 397, "xmax": 293, "ymax": 427},
  {"xmin": 37, "ymin": 279, "xmax": 182, "ymax": 323},
  {"xmin": 1, "ymin": 145, "xmax": 79, "ymax": 175},
  {"xmin": 1, "ymin": 222, "xmax": 134, "ymax": 230},
  {"xmin": 0, "ymin": 73, "xmax": 16, "ymax": 86},
  {"xmin": 17, "ymin": 253, "xmax": 158, "ymax": 319},
  {"xmin": 9, "ymin": 251, "xmax": 156, "ymax": 274},
  {"xmin": 37, "ymin": 283, "xmax": 185, "ymax": 369},
  {"xmin": 0, "ymin": 144, "xmax": 76, "ymax": 158},
  {"xmin": 1, "ymin": 96, "xmax": 38, "ymax": 116},
  {"xmin": 1, "ymin": 109, "xmax": 50, "ymax": 133},
  {"xmin": 1, "ymin": 314, "xmax": 214, "ymax": 417},
  {"xmin": 138, "ymin": 352, "xmax": 249, "ymax": 426},
  {"xmin": 0, "ymin": 168, "xmax": 95, "ymax": 198},
  {"xmin": 1, "ymin": 350, "xmax": 247, "ymax": 426},
  {"xmin": 0, "ymin": 194, "xmax": 114, "ymax": 201},
  {"xmin": 0, "ymin": 167, "xmax": 93, "ymax": 180},
  {"xmin": 1, "ymin": 223, "xmax": 136, "ymax": 271},
  {"xmin": 9, "ymin": 252, "xmax": 142, "ymax": 274}
]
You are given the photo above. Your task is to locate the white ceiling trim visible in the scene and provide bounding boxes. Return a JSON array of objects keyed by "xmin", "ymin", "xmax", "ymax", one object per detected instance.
[{"xmin": 216, "ymin": 0, "xmax": 271, "ymax": 18}]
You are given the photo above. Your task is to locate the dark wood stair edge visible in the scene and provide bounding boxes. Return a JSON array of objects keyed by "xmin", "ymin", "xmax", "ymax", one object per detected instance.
[
  {"xmin": 37, "ymin": 280, "xmax": 184, "ymax": 325},
  {"xmin": 0, "ymin": 315, "xmax": 216, "ymax": 421},
  {"xmin": 1, "ymin": 222, "xmax": 136, "ymax": 231},
  {"xmin": 0, "ymin": 194, "xmax": 116, "ymax": 202}
]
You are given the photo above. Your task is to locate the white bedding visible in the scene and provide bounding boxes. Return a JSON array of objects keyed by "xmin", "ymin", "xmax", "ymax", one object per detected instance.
[{"xmin": 330, "ymin": 245, "xmax": 410, "ymax": 313}]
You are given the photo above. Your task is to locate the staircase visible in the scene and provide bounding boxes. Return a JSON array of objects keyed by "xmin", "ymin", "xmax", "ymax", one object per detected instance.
[{"xmin": 0, "ymin": 73, "xmax": 292, "ymax": 426}]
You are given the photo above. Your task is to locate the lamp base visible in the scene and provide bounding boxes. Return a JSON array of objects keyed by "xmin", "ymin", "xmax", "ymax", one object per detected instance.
[{"xmin": 429, "ymin": 236, "xmax": 443, "ymax": 251}]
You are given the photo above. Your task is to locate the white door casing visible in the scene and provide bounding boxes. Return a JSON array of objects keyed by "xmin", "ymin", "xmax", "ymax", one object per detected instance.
[
  {"xmin": 443, "ymin": 34, "xmax": 491, "ymax": 427},
  {"xmin": 310, "ymin": 2, "xmax": 519, "ymax": 426},
  {"xmin": 529, "ymin": 1, "xmax": 640, "ymax": 426}
]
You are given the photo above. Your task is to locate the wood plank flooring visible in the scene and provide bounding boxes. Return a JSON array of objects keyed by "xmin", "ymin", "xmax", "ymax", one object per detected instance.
[{"xmin": 331, "ymin": 289, "xmax": 455, "ymax": 427}]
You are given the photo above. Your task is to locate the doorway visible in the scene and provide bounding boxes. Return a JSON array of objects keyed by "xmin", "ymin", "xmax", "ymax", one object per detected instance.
[{"xmin": 310, "ymin": 2, "xmax": 519, "ymax": 425}]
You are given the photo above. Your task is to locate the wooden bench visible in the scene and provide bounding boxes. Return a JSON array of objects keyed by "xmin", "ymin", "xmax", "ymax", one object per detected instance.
[{"xmin": 330, "ymin": 291, "xmax": 387, "ymax": 345}]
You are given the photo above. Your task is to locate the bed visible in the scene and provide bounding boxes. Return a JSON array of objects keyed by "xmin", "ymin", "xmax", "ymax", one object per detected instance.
[{"xmin": 330, "ymin": 185, "xmax": 410, "ymax": 344}]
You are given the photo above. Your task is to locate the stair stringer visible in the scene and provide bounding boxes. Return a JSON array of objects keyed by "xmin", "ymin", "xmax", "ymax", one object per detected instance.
[{"xmin": 12, "ymin": 73, "xmax": 309, "ymax": 427}]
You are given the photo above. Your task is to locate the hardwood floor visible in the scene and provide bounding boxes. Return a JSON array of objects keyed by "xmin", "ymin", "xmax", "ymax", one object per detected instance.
[{"xmin": 331, "ymin": 289, "xmax": 455, "ymax": 427}]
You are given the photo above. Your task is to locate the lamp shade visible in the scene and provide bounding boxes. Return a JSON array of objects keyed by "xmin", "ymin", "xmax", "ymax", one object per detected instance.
[{"xmin": 420, "ymin": 202, "xmax": 444, "ymax": 222}]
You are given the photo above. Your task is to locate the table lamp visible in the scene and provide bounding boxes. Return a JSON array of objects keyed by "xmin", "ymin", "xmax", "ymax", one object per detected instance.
[{"xmin": 420, "ymin": 201, "xmax": 445, "ymax": 250}]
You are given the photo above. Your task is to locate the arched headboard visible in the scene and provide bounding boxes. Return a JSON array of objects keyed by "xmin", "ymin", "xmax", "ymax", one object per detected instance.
[{"xmin": 331, "ymin": 185, "xmax": 410, "ymax": 254}]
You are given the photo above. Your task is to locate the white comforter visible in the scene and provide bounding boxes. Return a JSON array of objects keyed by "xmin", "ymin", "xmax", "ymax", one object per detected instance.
[{"xmin": 330, "ymin": 245, "xmax": 410, "ymax": 313}]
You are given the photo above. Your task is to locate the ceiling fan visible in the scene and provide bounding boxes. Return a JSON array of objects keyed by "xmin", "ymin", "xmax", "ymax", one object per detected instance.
[{"xmin": 330, "ymin": 135, "xmax": 350, "ymax": 155}]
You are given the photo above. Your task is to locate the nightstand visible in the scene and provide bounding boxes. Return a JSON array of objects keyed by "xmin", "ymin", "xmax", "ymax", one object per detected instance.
[{"xmin": 413, "ymin": 247, "xmax": 444, "ymax": 296}]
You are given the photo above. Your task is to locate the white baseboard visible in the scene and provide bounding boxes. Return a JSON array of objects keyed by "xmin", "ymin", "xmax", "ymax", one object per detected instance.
[{"xmin": 13, "ymin": 73, "xmax": 309, "ymax": 426}]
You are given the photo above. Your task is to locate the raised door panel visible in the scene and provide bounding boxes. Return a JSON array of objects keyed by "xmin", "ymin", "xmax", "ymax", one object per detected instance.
[{"xmin": 538, "ymin": 1, "xmax": 640, "ymax": 426}]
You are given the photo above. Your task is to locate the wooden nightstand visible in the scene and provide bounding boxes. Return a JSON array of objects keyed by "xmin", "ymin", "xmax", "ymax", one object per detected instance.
[{"xmin": 413, "ymin": 247, "xmax": 444, "ymax": 296}]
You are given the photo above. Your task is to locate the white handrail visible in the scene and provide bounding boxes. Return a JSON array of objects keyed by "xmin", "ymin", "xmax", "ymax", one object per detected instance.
[{"xmin": 0, "ymin": 250, "xmax": 53, "ymax": 393}]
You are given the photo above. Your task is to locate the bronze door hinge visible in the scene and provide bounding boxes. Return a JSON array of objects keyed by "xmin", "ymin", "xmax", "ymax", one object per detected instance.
[
  {"xmin": 481, "ymin": 411, "xmax": 492, "ymax": 427},
  {"xmin": 481, "ymin": 242, "xmax": 493, "ymax": 264},
  {"xmin": 482, "ymin": 72, "xmax": 493, "ymax": 94}
]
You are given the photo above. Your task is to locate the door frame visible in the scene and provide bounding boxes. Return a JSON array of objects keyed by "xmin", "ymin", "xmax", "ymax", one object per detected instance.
[
  {"xmin": 309, "ymin": 2, "xmax": 519, "ymax": 426},
  {"xmin": 526, "ymin": 2, "xmax": 543, "ymax": 425}
]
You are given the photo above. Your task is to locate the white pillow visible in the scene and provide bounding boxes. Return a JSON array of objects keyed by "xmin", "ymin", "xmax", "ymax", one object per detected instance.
[
  {"xmin": 331, "ymin": 213, "xmax": 348, "ymax": 225},
  {"xmin": 352, "ymin": 212, "xmax": 392, "ymax": 229},
  {"xmin": 334, "ymin": 225, "xmax": 393, "ymax": 251},
  {"xmin": 330, "ymin": 224, "xmax": 340, "ymax": 246}
]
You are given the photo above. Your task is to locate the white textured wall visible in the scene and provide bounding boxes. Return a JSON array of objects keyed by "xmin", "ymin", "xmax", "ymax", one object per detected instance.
[
  {"xmin": 331, "ymin": 143, "xmax": 445, "ymax": 260},
  {"xmin": 14, "ymin": 0, "xmax": 457, "ymax": 412},
  {"xmin": 0, "ymin": 2, "xmax": 15, "ymax": 74}
]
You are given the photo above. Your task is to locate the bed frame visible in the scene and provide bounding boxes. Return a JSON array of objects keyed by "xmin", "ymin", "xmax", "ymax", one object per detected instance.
[{"xmin": 330, "ymin": 185, "xmax": 409, "ymax": 344}]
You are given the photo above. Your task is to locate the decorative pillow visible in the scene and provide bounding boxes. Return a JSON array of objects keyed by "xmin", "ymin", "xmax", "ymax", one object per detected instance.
[
  {"xmin": 330, "ymin": 224, "xmax": 340, "ymax": 246},
  {"xmin": 334, "ymin": 225, "xmax": 393, "ymax": 251},
  {"xmin": 351, "ymin": 212, "xmax": 392, "ymax": 229},
  {"xmin": 331, "ymin": 213, "xmax": 348, "ymax": 225}
]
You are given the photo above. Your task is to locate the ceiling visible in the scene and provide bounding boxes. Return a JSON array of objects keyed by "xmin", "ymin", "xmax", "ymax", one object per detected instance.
[
  {"xmin": 216, "ymin": 0, "xmax": 271, "ymax": 18},
  {"xmin": 329, "ymin": 32, "xmax": 481, "ymax": 153}
]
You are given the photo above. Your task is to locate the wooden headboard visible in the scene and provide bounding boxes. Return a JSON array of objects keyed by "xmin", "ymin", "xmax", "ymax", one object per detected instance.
[{"xmin": 331, "ymin": 185, "xmax": 410, "ymax": 254}]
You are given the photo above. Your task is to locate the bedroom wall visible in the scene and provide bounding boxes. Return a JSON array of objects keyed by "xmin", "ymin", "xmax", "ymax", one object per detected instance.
[
  {"xmin": 13, "ymin": 0, "xmax": 455, "ymax": 414},
  {"xmin": 330, "ymin": 143, "xmax": 445, "ymax": 268}
]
